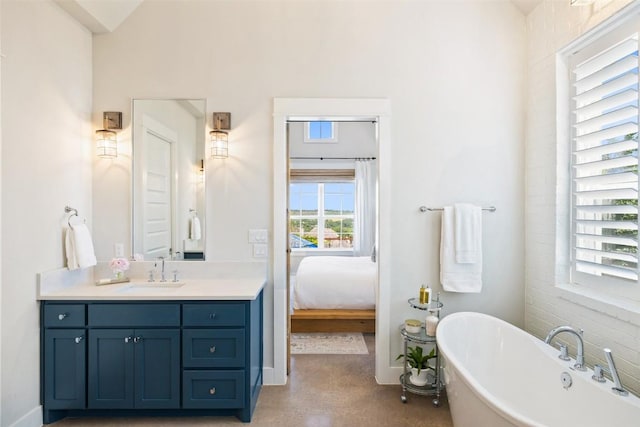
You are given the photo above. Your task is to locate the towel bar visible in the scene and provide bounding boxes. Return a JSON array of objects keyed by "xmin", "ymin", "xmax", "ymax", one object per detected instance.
[{"xmin": 419, "ymin": 206, "xmax": 496, "ymax": 213}]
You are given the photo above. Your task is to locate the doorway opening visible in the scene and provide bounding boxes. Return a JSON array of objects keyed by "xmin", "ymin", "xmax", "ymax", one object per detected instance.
[
  {"xmin": 272, "ymin": 98, "xmax": 392, "ymax": 385},
  {"xmin": 287, "ymin": 119, "xmax": 378, "ymax": 363}
]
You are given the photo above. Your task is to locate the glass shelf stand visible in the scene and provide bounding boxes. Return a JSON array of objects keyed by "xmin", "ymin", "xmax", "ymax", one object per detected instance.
[{"xmin": 400, "ymin": 297, "xmax": 443, "ymax": 406}]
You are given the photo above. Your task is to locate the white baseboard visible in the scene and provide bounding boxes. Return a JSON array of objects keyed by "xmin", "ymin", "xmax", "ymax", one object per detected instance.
[
  {"xmin": 262, "ymin": 366, "xmax": 287, "ymax": 385},
  {"xmin": 264, "ymin": 364, "xmax": 401, "ymax": 386},
  {"xmin": 7, "ymin": 405, "xmax": 41, "ymax": 427},
  {"xmin": 376, "ymin": 366, "xmax": 403, "ymax": 385}
]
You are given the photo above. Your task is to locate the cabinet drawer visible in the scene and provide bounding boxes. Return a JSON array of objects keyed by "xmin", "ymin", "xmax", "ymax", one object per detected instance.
[
  {"xmin": 183, "ymin": 329, "xmax": 245, "ymax": 368},
  {"xmin": 183, "ymin": 303, "xmax": 245, "ymax": 327},
  {"xmin": 182, "ymin": 370, "xmax": 245, "ymax": 409},
  {"xmin": 44, "ymin": 304, "xmax": 85, "ymax": 327},
  {"xmin": 88, "ymin": 304, "xmax": 180, "ymax": 327}
]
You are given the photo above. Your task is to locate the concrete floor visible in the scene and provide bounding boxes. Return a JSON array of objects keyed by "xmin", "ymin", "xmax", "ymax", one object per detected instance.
[{"xmin": 51, "ymin": 334, "xmax": 454, "ymax": 426}]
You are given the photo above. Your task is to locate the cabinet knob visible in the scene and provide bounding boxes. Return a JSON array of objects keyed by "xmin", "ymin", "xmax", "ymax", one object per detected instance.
[
  {"xmin": 58, "ymin": 313, "xmax": 68, "ymax": 320},
  {"xmin": 209, "ymin": 346, "xmax": 216, "ymax": 353},
  {"xmin": 74, "ymin": 336, "xmax": 84, "ymax": 344},
  {"xmin": 125, "ymin": 336, "xmax": 132, "ymax": 343},
  {"xmin": 133, "ymin": 336, "xmax": 142, "ymax": 343},
  {"xmin": 209, "ymin": 313, "xmax": 216, "ymax": 320},
  {"xmin": 209, "ymin": 387, "xmax": 216, "ymax": 395}
]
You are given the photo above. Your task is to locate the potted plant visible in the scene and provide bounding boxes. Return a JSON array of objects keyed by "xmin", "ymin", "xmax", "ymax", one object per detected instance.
[{"xmin": 396, "ymin": 346, "xmax": 436, "ymax": 386}]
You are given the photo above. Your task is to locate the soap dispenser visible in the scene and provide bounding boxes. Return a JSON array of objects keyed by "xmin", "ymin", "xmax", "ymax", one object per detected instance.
[
  {"xmin": 419, "ymin": 285, "xmax": 431, "ymax": 305},
  {"xmin": 419, "ymin": 285, "xmax": 430, "ymax": 304},
  {"xmin": 426, "ymin": 312, "xmax": 439, "ymax": 336}
]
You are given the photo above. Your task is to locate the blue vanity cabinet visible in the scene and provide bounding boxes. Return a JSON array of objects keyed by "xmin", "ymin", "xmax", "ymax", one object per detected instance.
[
  {"xmin": 42, "ymin": 304, "xmax": 86, "ymax": 411},
  {"xmin": 181, "ymin": 293, "xmax": 263, "ymax": 422},
  {"xmin": 41, "ymin": 291, "xmax": 263, "ymax": 424},
  {"xmin": 43, "ymin": 329, "xmax": 86, "ymax": 410},
  {"xmin": 87, "ymin": 328, "xmax": 134, "ymax": 408},
  {"xmin": 87, "ymin": 304, "xmax": 181, "ymax": 409},
  {"xmin": 88, "ymin": 328, "xmax": 180, "ymax": 409}
]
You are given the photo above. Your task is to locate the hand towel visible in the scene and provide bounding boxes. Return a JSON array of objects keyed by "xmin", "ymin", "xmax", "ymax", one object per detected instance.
[
  {"xmin": 69, "ymin": 223, "xmax": 97, "ymax": 269},
  {"xmin": 190, "ymin": 216, "xmax": 201, "ymax": 241},
  {"xmin": 454, "ymin": 203, "xmax": 482, "ymax": 264},
  {"xmin": 64, "ymin": 227, "xmax": 79, "ymax": 270},
  {"xmin": 440, "ymin": 206, "xmax": 482, "ymax": 293}
]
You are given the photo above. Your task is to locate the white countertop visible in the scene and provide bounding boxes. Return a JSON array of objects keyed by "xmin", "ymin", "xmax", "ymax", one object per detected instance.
[
  {"xmin": 38, "ymin": 278, "xmax": 265, "ymax": 301},
  {"xmin": 37, "ymin": 262, "xmax": 267, "ymax": 301}
]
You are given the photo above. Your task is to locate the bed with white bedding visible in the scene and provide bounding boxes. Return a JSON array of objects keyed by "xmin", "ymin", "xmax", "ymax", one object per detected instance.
[
  {"xmin": 291, "ymin": 256, "xmax": 377, "ymax": 332},
  {"xmin": 294, "ymin": 256, "xmax": 377, "ymax": 309}
]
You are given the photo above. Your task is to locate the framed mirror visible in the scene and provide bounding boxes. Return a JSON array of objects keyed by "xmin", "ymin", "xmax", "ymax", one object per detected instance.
[{"xmin": 132, "ymin": 99, "xmax": 206, "ymax": 261}]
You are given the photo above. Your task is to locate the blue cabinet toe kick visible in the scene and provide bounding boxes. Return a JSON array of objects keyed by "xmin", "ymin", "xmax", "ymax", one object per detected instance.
[
  {"xmin": 43, "ymin": 408, "xmax": 257, "ymax": 424},
  {"xmin": 40, "ymin": 293, "xmax": 263, "ymax": 424}
]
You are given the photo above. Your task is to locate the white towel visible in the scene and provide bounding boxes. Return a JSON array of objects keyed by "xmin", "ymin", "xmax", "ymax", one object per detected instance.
[
  {"xmin": 190, "ymin": 216, "xmax": 201, "ymax": 241},
  {"xmin": 65, "ymin": 223, "xmax": 97, "ymax": 270},
  {"xmin": 64, "ymin": 227, "xmax": 78, "ymax": 270},
  {"xmin": 454, "ymin": 203, "xmax": 482, "ymax": 264},
  {"xmin": 440, "ymin": 206, "xmax": 482, "ymax": 293}
]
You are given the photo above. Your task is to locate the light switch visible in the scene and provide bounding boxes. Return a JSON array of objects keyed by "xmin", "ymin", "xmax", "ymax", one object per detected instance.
[
  {"xmin": 114, "ymin": 243, "xmax": 124, "ymax": 258},
  {"xmin": 253, "ymin": 244, "xmax": 268, "ymax": 258},
  {"xmin": 249, "ymin": 229, "xmax": 268, "ymax": 243}
]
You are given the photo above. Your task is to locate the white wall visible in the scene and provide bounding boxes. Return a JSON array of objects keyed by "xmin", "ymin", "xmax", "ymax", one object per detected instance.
[
  {"xmin": 525, "ymin": 0, "xmax": 640, "ymax": 395},
  {"xmin": 289, "ymin": 121, "xmax": 377, "ymax": 159},
  {"xmin": 1, "ymin": 1, "xmax": 93, "ymax": 426},
  {"xmin": 92, "ymin": 0, "xmax": 525, "ymax": 380},
  {"xmin": 0, "ymin": 0, "xmax": 3, "ymax": 423}
]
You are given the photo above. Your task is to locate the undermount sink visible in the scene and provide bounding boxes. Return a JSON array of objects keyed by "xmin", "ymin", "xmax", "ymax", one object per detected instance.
[{"xmin": 116, "ymin": 282, "xmax": 186, "ymax": 293}]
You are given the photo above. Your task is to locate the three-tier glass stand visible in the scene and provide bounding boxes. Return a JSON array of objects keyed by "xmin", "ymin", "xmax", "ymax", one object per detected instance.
[{"xmin": 399, "ymin": 296, "xmax": 443, "ymax": 406}]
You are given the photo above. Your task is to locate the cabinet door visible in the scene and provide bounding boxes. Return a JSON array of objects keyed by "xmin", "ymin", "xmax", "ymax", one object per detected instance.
[
  {"xmin": 134, "ymin": 329, "xmax": 180, "ymax": 408},
  {"xmin": 44, "ymin": 329, "xmax": 86, "ymax": 409},
  {"xmin": 88, "ymin": 329, "xmax": 135, "ymax": 409}
]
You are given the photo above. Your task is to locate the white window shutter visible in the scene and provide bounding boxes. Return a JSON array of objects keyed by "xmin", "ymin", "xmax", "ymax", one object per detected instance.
[{"xmin": 572, "ymin": 34, "xmax": 639, "ymax": 282}]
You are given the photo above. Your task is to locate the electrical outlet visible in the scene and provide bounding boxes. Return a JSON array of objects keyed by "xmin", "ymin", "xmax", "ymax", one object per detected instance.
[
  {"xmin": 249, "ymin": 229, "xmax": 268, "ymax": 243},
  {"xmin": 253, "ymin": 244, "xmax": 267, "ymax": 258},
  {"xmin": 114, "ymin": 243, "xmax": 124, "ymax": 258}
]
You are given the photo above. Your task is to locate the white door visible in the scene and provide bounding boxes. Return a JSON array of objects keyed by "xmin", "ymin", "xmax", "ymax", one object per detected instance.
[
  {"xmin": 143, "ymin": 132, "xmax": 172, "ymax": 259},
  {"xmin": 133, "ymin": 114, "xmax": 178, "ymax": 260}
]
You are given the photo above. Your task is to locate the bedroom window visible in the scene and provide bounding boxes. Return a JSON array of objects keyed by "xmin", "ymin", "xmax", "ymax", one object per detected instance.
[
  {"xmin": 568, "ymin": 24, "xmax": 639, "ymax": 288},
  {"xmin": 289, "ymin": 181, "xmax": 355, "ymax": 250},
  {"xmin": 304, "ymin": 121, "xmax": 338, "ymax": 143}
]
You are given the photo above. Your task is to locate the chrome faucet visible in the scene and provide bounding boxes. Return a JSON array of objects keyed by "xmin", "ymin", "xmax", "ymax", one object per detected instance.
[
  {"xmin": 545, "ymin": 326, "xmax": 586, "ymax": 371},
  {"xmin": 604, "ymin": 348, "xmax": 628, "ymax": 396}
]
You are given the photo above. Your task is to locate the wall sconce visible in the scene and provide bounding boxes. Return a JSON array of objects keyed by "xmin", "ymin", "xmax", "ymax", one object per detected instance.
[
  {"xmin": 198, "ymin": 159, "xmax": 205, "ymax": 182},
  {"xmin": 96, "ymin": 111, "xmax": 122, "ymax": 158},
  {"xmin": 210, "ymin": 112, "xmax": 230, "ymax": 159}
]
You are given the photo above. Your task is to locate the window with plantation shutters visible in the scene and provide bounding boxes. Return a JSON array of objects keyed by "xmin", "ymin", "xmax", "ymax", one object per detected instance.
[{"xmin": 571, "ymin": 32, "xmax": 640, "ymax": 284}]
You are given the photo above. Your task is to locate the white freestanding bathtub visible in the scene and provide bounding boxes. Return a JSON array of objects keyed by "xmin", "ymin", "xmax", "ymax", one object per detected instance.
[{"xmin": 436, "ymin": 312, "xmax": 640, "ymax": 427}]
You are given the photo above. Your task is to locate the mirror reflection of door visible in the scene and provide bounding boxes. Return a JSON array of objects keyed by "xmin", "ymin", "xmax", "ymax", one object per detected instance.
[
  {"xmin": 132, "ymin": 99, "xmax": 206, "ymax": 261},
  {"xmin": 136, "ymin": 115, "xmax": 177, "ymax": 260}
]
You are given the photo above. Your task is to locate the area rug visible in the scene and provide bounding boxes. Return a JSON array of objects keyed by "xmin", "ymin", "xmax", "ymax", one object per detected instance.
[{"xmin": 290, "ymin": 332, "xmax": 369, "ymax": 355}]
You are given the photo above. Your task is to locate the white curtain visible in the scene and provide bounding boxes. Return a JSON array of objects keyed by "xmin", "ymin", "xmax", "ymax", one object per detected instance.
[{"xmin": 354, "ymin": 159, "xmax": 376, "ymax": 257}]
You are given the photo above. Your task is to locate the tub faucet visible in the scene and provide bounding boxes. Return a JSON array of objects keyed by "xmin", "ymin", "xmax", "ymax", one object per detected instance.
[
  {"xmin": 604, "ymin": 348, "xmax": 628, "ymax": 396},
  {"xmin": 544, "ymin": 326, "xmax": 586, "ymax": 371}
]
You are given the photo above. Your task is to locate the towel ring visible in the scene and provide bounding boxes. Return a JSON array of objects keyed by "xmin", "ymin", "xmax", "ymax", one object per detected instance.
[{"xmin": 65, "ymin": 205, "xmax": 82, "ymax": 227}]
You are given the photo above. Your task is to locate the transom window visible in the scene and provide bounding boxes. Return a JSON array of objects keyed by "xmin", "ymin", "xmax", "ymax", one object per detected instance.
[
  {"xmin": 570, "ymin": 28, "xmax": 639, "ymax": 285},
  {"xmin": 289, "ymin": 182, "xmax": 354, "ymax": 249},
  {"xmin": 304, "ymin": 121, "xmax": 338, "ymax": 143}
]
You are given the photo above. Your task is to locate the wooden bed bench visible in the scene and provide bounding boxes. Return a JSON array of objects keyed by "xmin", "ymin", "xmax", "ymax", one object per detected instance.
[{"xmin": 291, "ymin": 309, "xmax": 375, "ymax": 333}]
